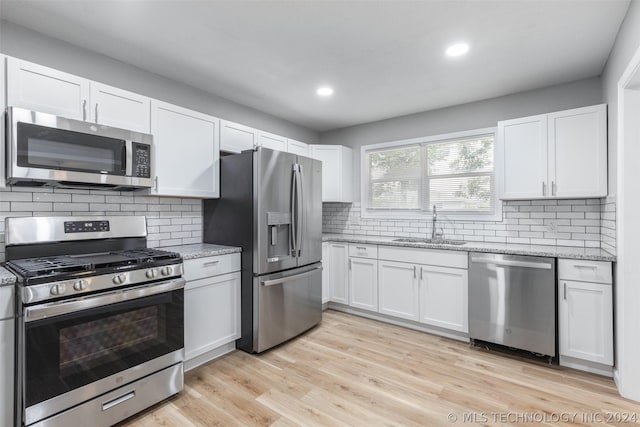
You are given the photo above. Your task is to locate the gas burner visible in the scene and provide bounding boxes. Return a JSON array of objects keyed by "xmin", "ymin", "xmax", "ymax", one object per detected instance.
[{"xmin": 7, "ymin": 256, "xmax": 92, "ymax": 278}]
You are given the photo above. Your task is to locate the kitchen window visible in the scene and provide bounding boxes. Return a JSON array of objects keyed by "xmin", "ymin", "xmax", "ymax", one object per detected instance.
[{"xmin": 362, "ymin": 127, "xmax": 501, "ymax": 220}]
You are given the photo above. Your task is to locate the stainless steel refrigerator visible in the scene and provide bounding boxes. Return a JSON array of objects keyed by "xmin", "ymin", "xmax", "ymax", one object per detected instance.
[{"xmin": 203, "ymin": 147, "xmax": 323, "ymax": 353}]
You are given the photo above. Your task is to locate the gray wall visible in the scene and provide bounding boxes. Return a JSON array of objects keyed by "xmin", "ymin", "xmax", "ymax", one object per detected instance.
[
  {"xmin": 603, "ymin": 0, "xmax": 640, "ymax": 195},
  {"xmin": 0, "ymin": 20, "xmax": 319, "ymax": 144},
  {"xmin": 319, "ymin": 77, "xmax": 603, "ymax": 202}
]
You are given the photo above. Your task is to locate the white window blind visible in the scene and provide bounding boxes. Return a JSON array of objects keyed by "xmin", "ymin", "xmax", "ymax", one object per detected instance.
[{"xmin": 365, "ymin": 132, "xmax": 496, "ymax": 216}]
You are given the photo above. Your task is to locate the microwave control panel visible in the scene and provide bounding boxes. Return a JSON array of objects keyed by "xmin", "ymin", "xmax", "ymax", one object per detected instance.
[{"xmin": 132, "ymin": 142, "xmax": 151, "ymax": 178}]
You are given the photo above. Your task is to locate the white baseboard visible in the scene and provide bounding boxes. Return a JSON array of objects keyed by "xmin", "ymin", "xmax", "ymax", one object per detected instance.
[
  {"xmin": 559, "ymin": 355, "xmax": 614, "ymax": 377},
  {"xmin": 184, "ymin": 342, "xmax": 236, "ymax": 372},
  {"xmin": 327, "ymin": 302, "xmax": 469, "ymax": 342}
]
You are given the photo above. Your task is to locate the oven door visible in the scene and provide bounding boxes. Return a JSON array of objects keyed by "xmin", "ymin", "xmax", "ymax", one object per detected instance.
[{"xmin": 19, "ymin": 278, "xmax": 185, "ymax": 426}]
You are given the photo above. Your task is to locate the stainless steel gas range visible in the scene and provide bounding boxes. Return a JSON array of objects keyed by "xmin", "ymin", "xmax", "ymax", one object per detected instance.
[{"xmin": 4, "ymin": 216, "xmax": 185, "ymax": 427}]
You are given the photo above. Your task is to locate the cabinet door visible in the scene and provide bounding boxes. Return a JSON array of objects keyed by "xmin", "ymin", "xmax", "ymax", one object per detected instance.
[
  {"xmin": 548, "ymin": 105, "xmax": 607, "ymax": 198},
  {"xmin": 378, "ymin": 260, "xmax": 419, "ymax": 321},
  {"xmin": 322, "ymin": 242, "xmax": 330, "ymax": 304},
  {"xmin": 419, "ymin": 265, "xmax": 468, "ymax": 332},
  {"xmin": 0, "ymin": 286, "xmax": 14, "ymax": 427},
  {"xmin": 257, "ymin": 131, "xmax": 287, "ymax": 152},
  {"xmin": 90, "ymin": 82, "xmax": 151, "ymax": 133},
  {"xmin": 310, "ymin": 145, "xmax": 353, "ymax": 202},
  {"xmin": 151, "ymin": 100, "xmax": 220, "ymax": 197},
  {"xmin": 184, "ymin": 272, "xmax": 241, "ymax": 361},
  {"xmin": 499, "ymin": 114, "xmax": 548, "ymax": 199},
  {"xmin": 349, "ymin": 257, "xmax": 378, "ymax": 311},
  {"xmin": 559, "ymin": 280, "xmax": 613, "ymax": 365},
  {"xmin": 328, "ymin": 243, "xmax": 349, "ymax": 304},
  {"xmin": 7, "ymin": 57, "xmax": 90, "ymax": 120},
  {"xmin": 287, "ymin": 139, "xmax": 309, "ymax": 157},
  {"xmin": 220, "ymin": 120, "xmax": 257, "ymax": 153}
]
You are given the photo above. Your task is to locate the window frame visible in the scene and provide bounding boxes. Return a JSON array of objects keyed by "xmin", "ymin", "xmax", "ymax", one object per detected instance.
[{"xmin": 360, "ymin": 127, "xmax": 503, "ymax": 221}]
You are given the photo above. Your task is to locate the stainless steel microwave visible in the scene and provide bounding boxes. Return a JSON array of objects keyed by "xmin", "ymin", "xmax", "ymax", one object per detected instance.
[{"xmin": 6, "ymin": 107, "xmax": 154, "ymax": 190}]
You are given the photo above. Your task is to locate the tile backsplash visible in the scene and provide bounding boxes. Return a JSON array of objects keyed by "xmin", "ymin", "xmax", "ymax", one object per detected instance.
[
  {"xmin": 324, "ymin": 198, "xmax": 617, "ymax": 254},
  {"xmin": 0, "ymin": 186, "xmax": 202, "ymax": 262}
]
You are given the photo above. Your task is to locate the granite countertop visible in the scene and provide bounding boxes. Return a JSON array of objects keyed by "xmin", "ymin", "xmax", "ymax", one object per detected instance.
[
  {"xmin": 160, "ymin": 243, "xmax": 242, "ymax": 260},
  {"xmin": 0, "ymin": 266, "xmax": 17, "ymax": 285},
  {"xmin": 323, "ymin": 234, "xmax": 616, "ymax": 262}
]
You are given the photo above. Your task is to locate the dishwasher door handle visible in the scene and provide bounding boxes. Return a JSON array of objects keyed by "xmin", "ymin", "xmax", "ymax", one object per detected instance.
[{"xmin": 470, "ymin": 257, "xmax": 553, "ymax": 270}]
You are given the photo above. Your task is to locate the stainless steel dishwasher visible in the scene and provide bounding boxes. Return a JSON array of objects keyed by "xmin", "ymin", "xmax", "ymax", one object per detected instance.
[{"xmin": 468, "ymin": 253, "xmax": 556, "ymax": 357}]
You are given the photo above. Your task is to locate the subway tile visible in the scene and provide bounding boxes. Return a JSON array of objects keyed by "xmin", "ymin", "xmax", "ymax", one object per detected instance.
[{"xmin": 11, "ymin": 202, "xmax": 52, "ymax": 211}]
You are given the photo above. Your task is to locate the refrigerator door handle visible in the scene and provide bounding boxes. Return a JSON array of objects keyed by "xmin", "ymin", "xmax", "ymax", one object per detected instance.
[
  {"xmin": 290, "ymin": 165, "xmax": 298, "ymax": 257},
  {"xmin": 295, "ymin": 164, "xmax": 304, "ymax": 257},
  {"xmin": 261, "ymin": 266, "xmax": 323, "ymax": 287}
]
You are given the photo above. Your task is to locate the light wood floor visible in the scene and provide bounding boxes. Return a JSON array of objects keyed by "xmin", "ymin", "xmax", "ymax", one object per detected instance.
[{"xmin": 121, "ymin": 310, "xmax": 638, "ymax": 426}]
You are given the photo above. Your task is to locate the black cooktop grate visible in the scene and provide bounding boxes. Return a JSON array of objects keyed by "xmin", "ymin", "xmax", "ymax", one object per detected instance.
[{"xmin": 6, "ymin": 248, "xmax": 181, "ymax": 279}]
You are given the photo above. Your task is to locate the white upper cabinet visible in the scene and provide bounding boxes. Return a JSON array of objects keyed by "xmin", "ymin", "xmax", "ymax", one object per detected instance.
[
  {"xmin": 151, "ymin": 100, "xmax": 220, "ymax": 198},
  {"xmin": 220, "ymin": 120, "xmax": 257, "ymax": 153},
  {"xmin": 499, "ymin": 104, "xmax": 607, "ymax": 200},
  {"xmin": 6, "ymin": 57, "xmax": 152, "ymax": 134},
  {"xmin": 90, "ymin": 82, "xmax": 151, "ymax": 133},
  {"xmin": 310, "ymin": 144, "xmax": 354, "ymax": 202},
  {"xmin": 499, "ymin": 114, "xmax": 548, "ymax": 199},
  {"xmin": 7, "ymin": 57, "xmax": 90, "ymax": 121},
  {"xmin": 257, "ymin": 130, "xmax": 287, "ymax": 152},
  {"xmin": 287, "ymin": 139, "xmax": 309, "ymax": 157},
  {"xmin": 548, "ymin": 105, "xmax": 607, "ymax": 198}
]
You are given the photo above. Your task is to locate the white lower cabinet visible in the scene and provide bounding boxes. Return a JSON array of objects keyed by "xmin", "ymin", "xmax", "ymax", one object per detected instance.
[
  {"xmin": 349, "ymin": 257, "xmax": 378, "ymax": 312},
  {"xmin": 0, "ymin": 286, "xmax": 15, "ymax": 427},
  {"xmin": 321, "ymin": 242, "xmax": 330, "ymax": 304},
  {"xmin": 419, "ymin": 265, "xmax": 468, "ymax": 333},
  {"xmin": 378, "ymin": 260, "xmax": 420, "ymax": 321},
  {"xmin": 328, "ymin": 243, "xmax": 349, "ymax": 304},
  {"xmin": 559, "ymin": 279, "xmax": 613, "ymax": 365},
  {"xmin": 183, "ymin": 253, "xmax": 241, "ymax": 370},
  {"xmin": 557, "ymin": 259, "xmax": 614, "ymax": 373}
]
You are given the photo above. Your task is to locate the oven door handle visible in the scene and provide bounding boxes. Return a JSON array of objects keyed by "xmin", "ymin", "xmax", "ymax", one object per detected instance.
[{"xmin": 24, "ymin": 278, "xmax": 186, "ymax": 323}]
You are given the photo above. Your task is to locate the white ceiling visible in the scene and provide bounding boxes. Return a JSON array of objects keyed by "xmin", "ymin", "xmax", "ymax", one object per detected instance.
[{"xmin": 0, "ymin": 0, "xmax": 630, "ymax": 132}]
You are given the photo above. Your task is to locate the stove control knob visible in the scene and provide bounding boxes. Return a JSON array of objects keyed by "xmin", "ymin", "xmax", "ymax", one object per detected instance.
[
  {"xmin": 160, "ymin": 266, "xmax": 172, "ymax": 276},
  {"xmin": 73, "ymin": 279, "xmax": 88, "ymax": 291},
  {"xmin": 146, "ymin": 268, "xmax": 158, "ymax": 279},
  {"xmin": 112, "ymin": 274, "xmax": 126, "ymax": 285},
  {"xmin": 50, "ymin": 283, "xmax": 66, "ymax": 296}
]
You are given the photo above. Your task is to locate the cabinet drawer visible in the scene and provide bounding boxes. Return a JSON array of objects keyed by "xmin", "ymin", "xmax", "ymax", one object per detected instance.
[
  {"xmin": 379, "ymin": 246, "xmax": 467, "ymax": 269},
  {"xmin": 348, "ymin": 243, "xmax": 378, "ymax": 259},
  {"xmin": 184, "ymin": 253, "xmax": 241, "ymax": 282},
  {"xmin": 558, "ymin": 259, "xmax": 612, "ymax": 284}
]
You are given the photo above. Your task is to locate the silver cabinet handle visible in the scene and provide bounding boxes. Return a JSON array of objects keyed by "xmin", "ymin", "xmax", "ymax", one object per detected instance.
[
  {"xmin": 573, "ymin": 264, "xmax": 598, "ymax": 269},
  {"xmin": 552, "ymin": 181, "xmax": 556, "ymax": 196},
  {"xmin": 413, "ymin": 265, "xmax": 417, "ymax": 279},
  {"xmin": 563, "ymin": 282, "xmax": 567, "ymax": 300},
  {"xmin": 203, "ymin": 260, "xmax": 220, "ymax": 266},
  {"xmin": 348, "ymin": 259, "xmax": 352, "ymax": 270},
  {"xmin": 95, "ymin": 102, "xmax": 99, "ymax": 123},
  {"xmin": 470, "ymin": 257, "xmax": 552, "ymax": 270},
  {"xmin": 261, "ymin": 266, "xmax": 322, "ymax": 287},
  {"xmin": 154, "ymin": 176, "xmax": 159, "ymax": 191},
  {"xmin": 420, "ymin": 267, "xmax": 423, "ymax": 281},
  {"xmin": 542, "ymin": 181, "xmax": 546, "ymax": 196},
  {"xmin": 356, "ymin": 246, "xmax": 367, "ymax": 250},
  {"xmin": 82, "ymin": 99, "xmax": 87, "ymax": 121},
  {"xmin": 102, "ymin": 391, "xmax": 135, "ymax": 411}
]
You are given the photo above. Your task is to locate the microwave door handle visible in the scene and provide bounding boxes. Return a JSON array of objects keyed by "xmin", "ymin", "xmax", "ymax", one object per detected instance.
[{"xmin": 125, "ymin": 140, "xmax": 132, "ymax": 176}]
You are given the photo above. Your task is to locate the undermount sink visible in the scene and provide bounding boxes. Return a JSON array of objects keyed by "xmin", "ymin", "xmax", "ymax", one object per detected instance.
[{"xmin": 393, "ymin": 238, "xmax": 467, "ymax": 246}]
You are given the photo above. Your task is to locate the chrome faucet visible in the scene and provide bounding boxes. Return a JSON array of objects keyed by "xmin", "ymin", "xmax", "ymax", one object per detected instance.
[{"xmin": 431, "ymin": 205, "xmax": 443, "ymax": 241}]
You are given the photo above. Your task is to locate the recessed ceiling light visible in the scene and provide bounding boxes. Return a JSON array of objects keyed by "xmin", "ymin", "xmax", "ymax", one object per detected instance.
[
  {"xmin": 316, "ymin": 86, "xmax": 334, "ymax": 97},
  {"xmin": 446, "ymin": 43, "xmax": 470, "ymax": 57}
]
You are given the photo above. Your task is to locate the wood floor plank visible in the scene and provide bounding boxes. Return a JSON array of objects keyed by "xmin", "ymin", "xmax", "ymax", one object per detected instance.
[{"xmin": 120, "ymin": 310, "xmax": 639, "ymax": 427}]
